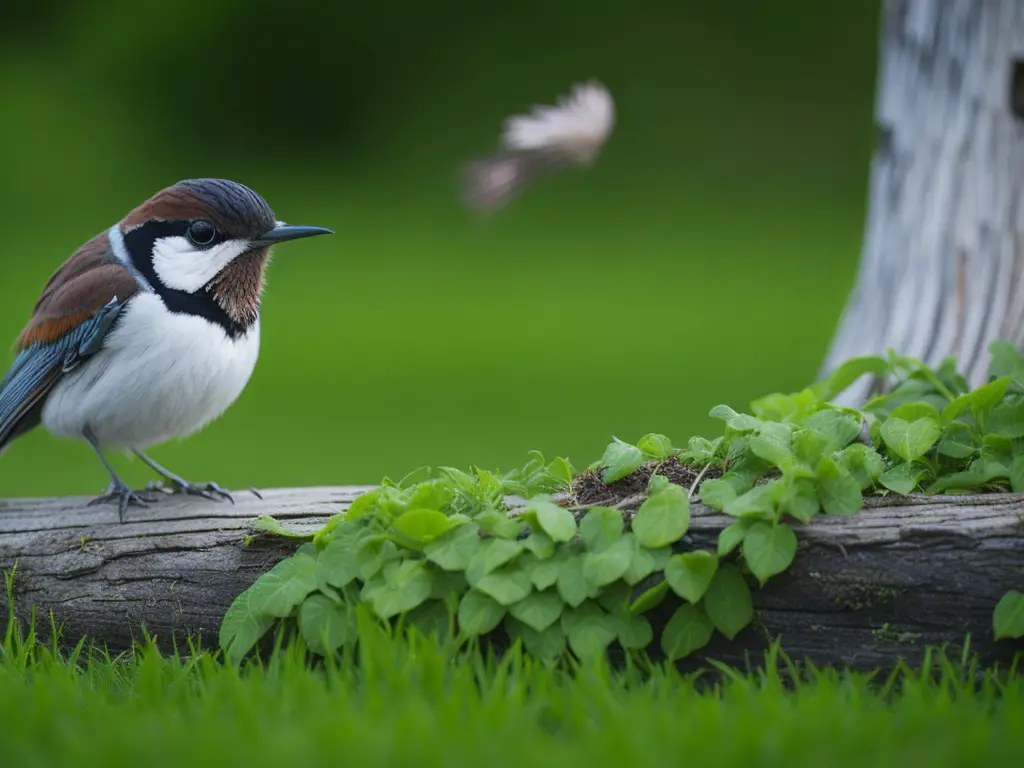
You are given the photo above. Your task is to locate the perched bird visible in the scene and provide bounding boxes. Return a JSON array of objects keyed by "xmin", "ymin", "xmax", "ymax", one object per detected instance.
[
  {"xmin": 461, "ymin": 80, "xmax": 616, "ymax": 211},
  {"xmin": 0, "ymin": 178, "xmax": 332, "ymax": 520}
]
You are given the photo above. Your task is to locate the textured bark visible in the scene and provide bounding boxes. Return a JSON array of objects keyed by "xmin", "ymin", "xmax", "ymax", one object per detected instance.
[
  {"xmin": 1, "ymin": 487, "xmax": 1022, "ymax": 669},
  {"xmin": 822, "ymin": 0, "xmax": 1024, "ymax": 406}
]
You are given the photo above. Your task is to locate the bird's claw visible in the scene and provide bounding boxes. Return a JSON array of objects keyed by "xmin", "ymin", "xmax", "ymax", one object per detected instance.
[
  {"xmin": 88, "ymin": 482, "xmax": 148, "ymax": 522},
  {"xmin": 148, "ymin": 478, "xmax": 234, "ymax": 504}
]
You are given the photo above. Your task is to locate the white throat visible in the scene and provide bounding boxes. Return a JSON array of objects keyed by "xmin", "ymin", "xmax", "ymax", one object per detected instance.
[{"xmin": 150, "ymin": 236, "xmax": 252, "ymax": 293}]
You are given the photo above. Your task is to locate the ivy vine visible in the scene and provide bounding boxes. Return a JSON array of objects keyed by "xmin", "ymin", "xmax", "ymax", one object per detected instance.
[{"xmin": 219, "ymin": 344, "xmax": 1024, "ymax": 664}]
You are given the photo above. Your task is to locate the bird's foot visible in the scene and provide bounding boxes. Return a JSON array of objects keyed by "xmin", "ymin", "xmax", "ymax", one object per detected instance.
[
  {"xmin": 88, "ymin": 478, "xmax": 148, "ymax": 522},
  {"xmin": 145, "ymin": 478, "xmax": 235, "ymax": 504}
]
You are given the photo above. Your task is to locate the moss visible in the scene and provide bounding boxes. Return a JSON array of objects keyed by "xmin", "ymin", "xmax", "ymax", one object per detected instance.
[{"xmin": 807, "ymin": 570, "xmax": 905, "ymax": 611}]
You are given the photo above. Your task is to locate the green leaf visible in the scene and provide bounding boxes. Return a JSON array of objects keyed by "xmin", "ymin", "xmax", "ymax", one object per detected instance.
[
  {"xmin": 476, "ymin": 509, "xmax": 525, "ymax": 540},
  {"xmin": 405, "ymin": 599, "xmax": 452, "ymax": 642},
  {"xmin": 836, "ymin": 443, "xmax": 886, "ymax": 488},
  {"xmin": 637, "ymin": 433, "xmax": 674, "ymax": 459},
  {"xmin": 748, "ymin": 434, "xmax": 793, "ymax": 471},
  {"xmin": 994, "ymin": 590, "xmax": 1024, "ymax": 640},
  {"xmin": 252, "ymin": 516, "xmax": 315, "ymax": 540},
  {"xmin": 505, "ymin": 618, "xmax": 566, "ymax": 662},
  {"xmin": 742, "ymin": 523, "xmax": 798, "ymax": 585},
  {"xmin": 466, "ymin": 538, "xmax": 524, "ymax": 583},
  {"xmin": 750, "ymin": 388, "xmax": 820, "ymax": 425},
  {"xmin": 474, "ymin": 563, "xmax": 533, "ymax": 606},
  {"xmin": 391, "ymin": 508, "xmax": 455, "ymax": 546},
  {"xmin": 599, "ymin": 438, "xmax": 645, "ymax": 483},
  {"xmin": 528, "ymin": 498, "xmax": 578, "ymax": 543},
  {"xmin": 988, "ymin": 341, "xmax": 1024, "ymax": 381},
  {"xmin": 562, "ymin": 601, "xmax": 618, "ymax": 660},
  {"xmin": 888, "ymin": 401, "xmax": 941, "ymax": 423},
  {"xmin": 629, "ymin": 578, "xmax": 670, "ymax": 615},
  {"xmin": 248, "ymin": 549, "xmax": 319, "ymax": 618},
  {"xmin": 616, "ymin": 610, "xmax": 654, "ymax": 650},
  {"xmin": 780, "ymin": 476, "xmax": 819, "ymax": 523},
  {"xmin": 792, "ymin": 429, "xmax": 831, "ymax": 469},
  {"xmin": 315, "ymin": 538, "xmax": 361, "ymax": 592},
  {"xmin": 356, "ymin": 538, "xmax": 402, "ymax": 581},
  {"xmin": 703, "ymin": 564, "xmax": 754, "ymax": 641},
  {"xmin": 557, "ymin": 551, "xmax": 600, "ymax": 608},
  {"xmin": 680, "ymin": 436, "xmax": 724, "ymax": 465},
  {"xmin": 366, "ymin": 560, "xmax": 433, "ymax": 619},
  {"xmin": 937, "ymin": 421, "xmax": 981, "ymax": 458},
  {"xmin": 709, "ymin": 404, "xmax": 762, "ymax": 432},
  {"xmin": 717, "ymin": 520, "xmax": 752, "ymax": 556},
  {"xmin": 982, "ymin": 434, "xmax": 1015, "ymax": 465},
  {"xmin": 423, "ymin": 523, "xmax": 483, "ymax": 571},
  {"xmin": 579, "ymin": 506, "xmax": 624, "ymax": 550},
  {"xmin": 941, "ymin": 377, "xmax": 1011, "ymax": 426},
  {"xmin": 525, "ymin": 547, "xmax": 567, "ymax": 591},
  {"xmin": 509, "ymin": 588, "xmax": 565, "ymax": 632},
  {"xmin": 879, "ymin": 462, "xmax": 927, "ymax": 494},
  {"xmin": 428, "ymin": 568, "xmax": 467, "ymax": 601},
  {"xmin": 805, "ymin": 409, "xmax": 862, "ymax": 451},
  {"xmin": 632, "ymin": 484, "xmax": 690, "ymax": 547},
  {"xmin": 622, "ymin": 539, "xmax": 669, "ymax": 585},
  {"xmin": 660, "ymin": 603, "xmax": 715, "ymax": 661},
  {"xmin": 522, "ymin": 530, "xmax": 556, "ymax": 560},
  {"xmin": 404, "ymin": 478, "xmax": 455, "ymax": 511},
  {"xmin": 815, "ymin": 456, "xmax": 862, "ymax": 515},
  {"xmin": 219, "ymin": 588, "xmax": 275, "ymax": 664},
  {"xmin": 724, "ymin": 481, "xmax": 781, "ymax": 521},
  {"xmin": 547, "ymin": 456, "xmax": 575, "ymax": 488},
  {"xmin": 987, "ymin": 396, "xmax": 1024, "ymax": 438},
  {"xmin": 582, "ymin": 535, "xmax": 636, "ymax": 588},
  {"xmin": 724, "ymin": 437, "xmax": 774, "ymax": 491},
  {"xmin": 344, "ymin": 488, "xmax": 382, "ymax": 521},
  {"xmin": 458, "ymin": 589, "xmax": 506, "ymax": 635},
  {"xmin": 647, "ymin": 473, "xmax": 670, "ymax": 494},
  {"xmin": 698, "ymin": 479, "xmax": 737, "ymax": 511},
  {"xmin": 880, "ymin": 417, "xmax": 942, "ymax": 462},
  {"xmin": 1011, "ymin": 456, "xmax": 1024, "ymax": 493},
  {"xmin": 664, "ymin": 550, "xmax": 718, "ymax": 603},
  {"xmin": 927, "ymin": 460, "xmax": 1009, "ymax": 493},
  {"xmin": 298, "ymin": 593, "xmax": 356, "ymax": 655},
  {"xmin": 814, "ymin": 355, "xmax": 891, "ymax": 402}
]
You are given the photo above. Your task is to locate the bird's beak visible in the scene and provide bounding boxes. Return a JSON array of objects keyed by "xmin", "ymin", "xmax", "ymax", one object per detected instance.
[{"xmin": 250, "ymin": 224, "xmax": 334, "ymax": 248}]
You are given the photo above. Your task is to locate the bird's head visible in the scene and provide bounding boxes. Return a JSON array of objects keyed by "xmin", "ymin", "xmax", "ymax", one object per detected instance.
[{"xmin": 117, "ymin": 178, "xmax": 332, "ymax": 328}]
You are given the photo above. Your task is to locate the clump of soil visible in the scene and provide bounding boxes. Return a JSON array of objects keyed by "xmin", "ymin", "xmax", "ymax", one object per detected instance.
[{"xmin": 570, "ymin": 456, "xmax": 723, "ymax": 508}]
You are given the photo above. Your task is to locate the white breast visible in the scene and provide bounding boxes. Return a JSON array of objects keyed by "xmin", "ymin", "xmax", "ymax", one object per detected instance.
[{"xmin": 42, "ymin": 293, "xmax": 261, "ymax": 450}]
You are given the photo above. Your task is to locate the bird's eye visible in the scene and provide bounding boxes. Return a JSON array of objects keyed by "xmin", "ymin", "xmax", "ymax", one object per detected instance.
[{"xmin": 186, "ymin": 220, "xmax": 217, "ymax": 246}]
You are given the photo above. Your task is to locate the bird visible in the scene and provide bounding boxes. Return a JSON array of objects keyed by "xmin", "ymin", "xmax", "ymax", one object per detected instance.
[
  {"xmin": 0, "ymin": 178, "xmax": 333, "ymax": 521},
  {"xmin": 461, "ymin": 80, "xmax": 616, "ymax": 211}
]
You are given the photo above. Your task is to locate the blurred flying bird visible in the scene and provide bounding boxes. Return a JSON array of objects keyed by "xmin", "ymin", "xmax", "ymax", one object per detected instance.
[
  {"xmin": 0, "ymin": 179, "xmax": 333, "ymax": 520},
  {"xmin": 461, "ymin": 80, "xmax": 616, "ymax": 211}
]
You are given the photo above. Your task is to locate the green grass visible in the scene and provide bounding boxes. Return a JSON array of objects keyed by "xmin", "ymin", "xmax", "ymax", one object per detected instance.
[{"xmin": 3, "ymin": 607, "xmax": 1024, "ymax": 767}]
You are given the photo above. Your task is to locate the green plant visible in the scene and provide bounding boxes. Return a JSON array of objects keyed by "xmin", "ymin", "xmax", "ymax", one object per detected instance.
[{"xmin": 220, "ymin": 344, "xmax": 1024, "ymax": 663}]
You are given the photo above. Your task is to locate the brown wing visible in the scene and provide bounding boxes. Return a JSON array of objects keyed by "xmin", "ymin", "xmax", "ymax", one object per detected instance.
[
  {"xmin": 16, "ymin": 232, "xmax": 141, "ymax": 348},
  {"xmin": 0, "ymin": 232, "xmax": 142, "ymax": 452}
]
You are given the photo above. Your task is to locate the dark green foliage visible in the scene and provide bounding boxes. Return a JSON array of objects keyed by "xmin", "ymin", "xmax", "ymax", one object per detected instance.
[{"xmin": 221, "ymin": 344, "xmax": 1024, "ymax": 663}]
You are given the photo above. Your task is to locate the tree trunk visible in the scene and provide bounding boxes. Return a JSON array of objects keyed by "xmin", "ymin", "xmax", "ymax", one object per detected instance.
[
  {"xmin": 822, "ymin": 0, "xmax": 1024, "ymax": 407},
  {"xmin": 1, "ymin": 488, "xmax": 1022, "ymax": 669}
]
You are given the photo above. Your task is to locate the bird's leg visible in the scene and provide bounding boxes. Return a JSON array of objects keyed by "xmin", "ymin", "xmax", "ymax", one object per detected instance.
[
  {"xmin": 132, "ymin": 450, "xmax": 234, "ymax": 504},
  {"xmin": 83, "ymin": 426, "xmax": 147, "ymax": 523}
]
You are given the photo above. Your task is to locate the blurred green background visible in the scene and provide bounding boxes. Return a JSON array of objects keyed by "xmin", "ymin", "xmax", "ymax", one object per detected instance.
[{"xmin": 0, "ymin": 0, "xmax": 880, "ymax": 498}]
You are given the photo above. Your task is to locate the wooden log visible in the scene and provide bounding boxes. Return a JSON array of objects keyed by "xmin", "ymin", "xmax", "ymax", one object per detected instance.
[{"xmin": 1, "ymin": 487, "xmax": 1022, "ymax": 668}]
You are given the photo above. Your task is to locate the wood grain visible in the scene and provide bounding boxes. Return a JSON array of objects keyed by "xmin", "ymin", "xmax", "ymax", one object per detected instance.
[{"xmin": 2, "ymin": 487, "xmax": 1022, "ymax": 669}]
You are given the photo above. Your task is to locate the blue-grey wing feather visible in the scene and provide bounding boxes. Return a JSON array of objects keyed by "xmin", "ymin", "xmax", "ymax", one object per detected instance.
[{"xmin": 0, "ymin": 298, "xmax": 125, "ymax": 450}]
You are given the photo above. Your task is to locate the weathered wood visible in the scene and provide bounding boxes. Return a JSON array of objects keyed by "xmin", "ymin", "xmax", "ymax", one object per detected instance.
[
  {"xmin": 1, "ymin": 487, "xmax": 1022, "ymax": 668},
  {"xmin": 821, "ymin": 0, "xmax": 1024, "ymax": 406}
]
